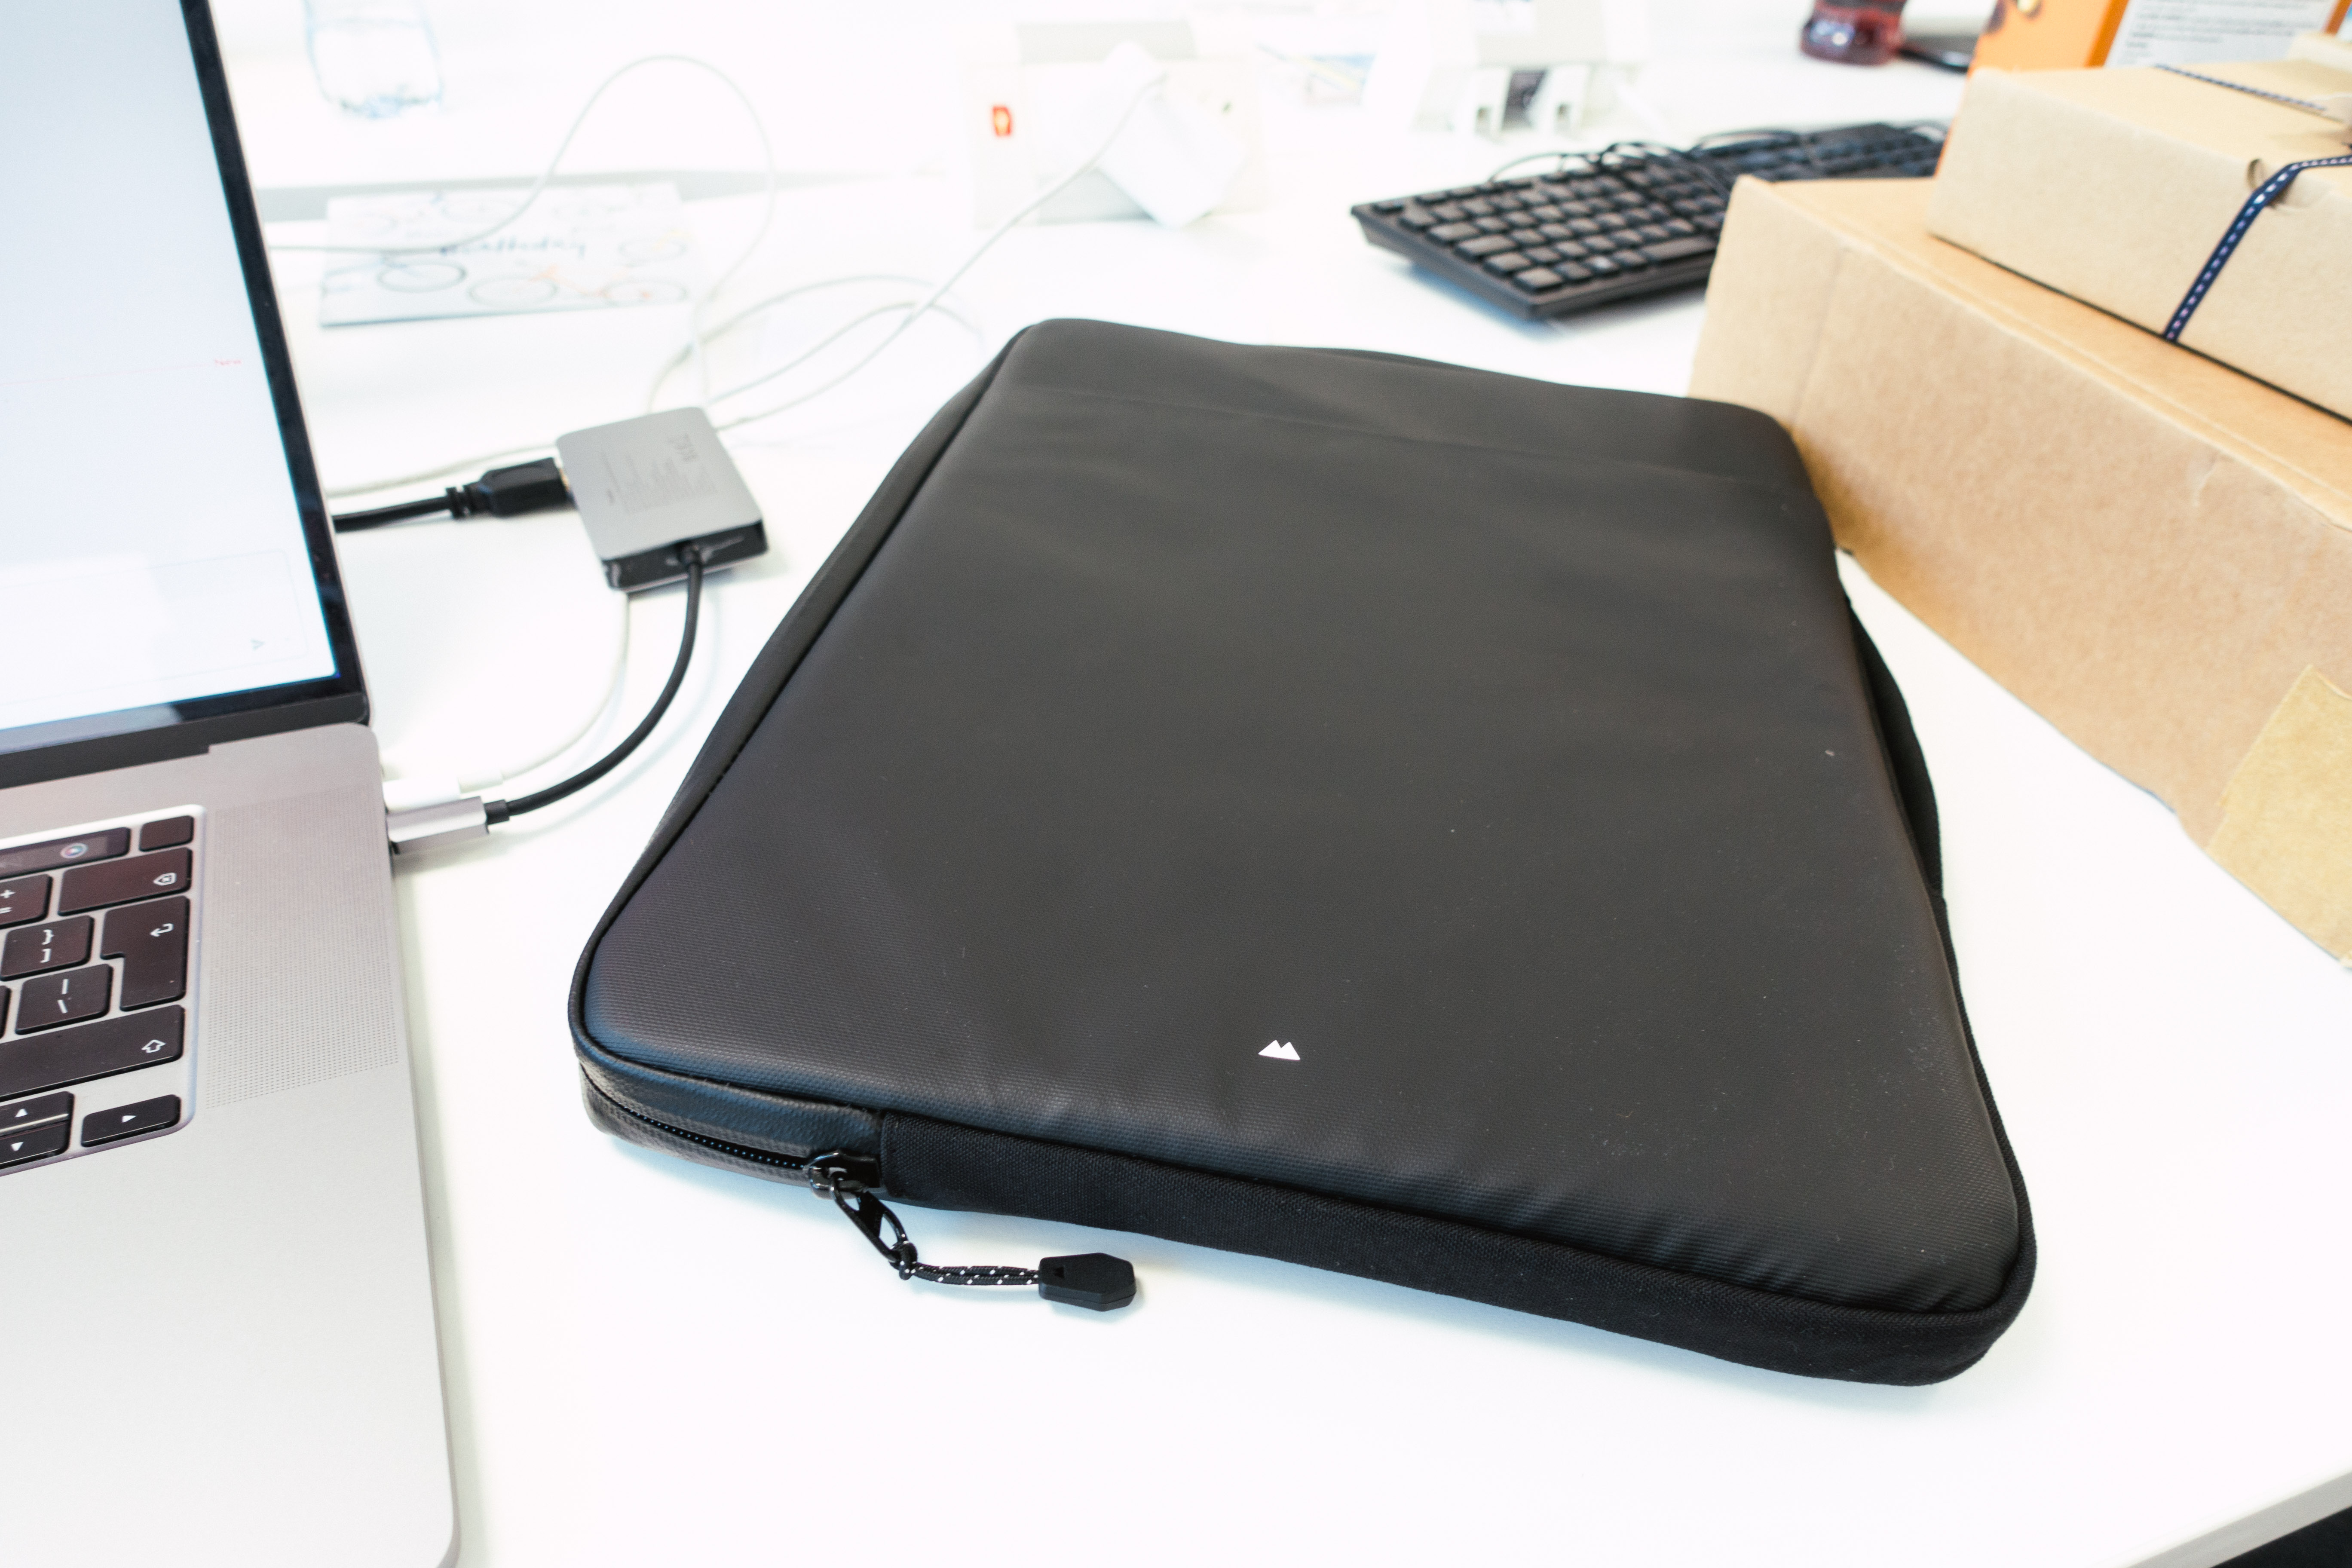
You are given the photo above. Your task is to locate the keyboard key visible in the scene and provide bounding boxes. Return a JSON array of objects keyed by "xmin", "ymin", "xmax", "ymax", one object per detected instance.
[
  {"xmin": 1523, "ymin": 246, "xmax": 1561, "ymax": 264},
  {"xmin": 1552, "ymin": 262, "xmax": 1596, "ymax": 283},
  {"xmin": 0, "ymin": 830, "xmax": 128, "ymax": 880},
  {"xmin": 1612, "ymin": 248, "xmax": 1654, "ymax": 270},
  {"xmin": 58, "ymin": 848, "xmax": 190, "ymax": 915},
  {"xmin": 16, "ymin": 966, "xmax": 111, "ymax": 1032},
  {"xmin": 1663, "ymin": 218, "xmax": 1697, "ymax": 236},
  {"xmin": 1554, "ymin": 240, "xmax": 1591, "ymax": 260},
  {"xmin": 1526, "ymin": 204, "xmax": 1562, "ymax": 221},
  {"xmin": 1567, "ymin": 217, "xmax": 1601, "ymax": 236},
  {"xmin": 1428, "ymin": 202, "xmax": 1467, "ymax": 222},
  {"xmin": 1583, "ymin": 254, "xmax": 1624, "ymax": 277},
  {"xmin": 104, "ymin": 897, "xmax": 188, "ymax": 1010},
  {"xmin": 0, "ymin": 1091, "xmax": 71, "ymax": 1131},
  {"xmin": 1426, "ymin": 222, "xmax": 1477, "ymax": 242},
  {"xmin": 1503, "ymin": 212, "xmax": 1539, "ymax": 230},
  {"xmin": 1472, "ymin": 216, "xmax": 1511, "ymax": 234},
  {"xmin": 0, "ymin": 876, "xmax": 48, "ymax": 928},
  {"xmin": 83, "ymin": 1094, "xmax": 181, "ymax": 1148},
  {"xmin": 0, "ymin": 1007, "xmax": 183, "ymax": 1100},
  {"xmin": 1537, "ymin": 223, "xmax": 1575, "ymax": 241},
  {"xmin": 1, "ymin": 917, "xmax": 91, "ymax": 978},
  {"xmin": 1455, "ymin": 235, "xmax": 1517, "ymax": 257},
  {"xmin": 1642, "ymin": 236, "xmax": 1717, "ymax": 264},
  {"xmin": 1636, "ymin": 224, "xmax": 1673, "ymax": 244},
  {"xmin": 1513, "ymin": 267, "xmax": 1565, "ymax": 291},
  {"xmin": 0, "ymin": 1120, "xmax": 69, "ymax": 1168},
  {"xmin": 138, "ymin": 816, "xmax": 195, "ymax": 851},
  {"xmin": 1460, "ymin": 198, "xmax": 1494, "ymax": 216}
]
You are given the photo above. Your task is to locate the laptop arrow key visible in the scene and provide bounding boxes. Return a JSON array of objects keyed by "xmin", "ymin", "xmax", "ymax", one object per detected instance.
[
  {"xmin": 0, "ymin": 1121, "xmax": 70, "ymax": 1168},
  {"xmin": 83, "ymin": 1094, "xmax": 181, "ymax": 1148}
]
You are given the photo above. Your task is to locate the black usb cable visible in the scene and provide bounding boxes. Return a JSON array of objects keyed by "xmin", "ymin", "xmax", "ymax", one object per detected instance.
[
  {"xmin": 331, "ymin": 457, "xmax": 571, "ymax": 531},
  {"xmin": 383, "ymin": 542, "xmax": 707, "ymax": 854}
]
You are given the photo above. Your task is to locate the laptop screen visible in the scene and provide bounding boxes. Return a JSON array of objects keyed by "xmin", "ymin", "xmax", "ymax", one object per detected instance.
[{"xmin": 0, "ymin": 1, "xmax": 359, "ymax": 764}]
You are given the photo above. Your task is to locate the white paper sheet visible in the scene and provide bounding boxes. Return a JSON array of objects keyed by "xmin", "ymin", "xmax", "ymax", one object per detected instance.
[{"xmin": 318, "ymin": 182, "xmax": 706, "ymax": 326}]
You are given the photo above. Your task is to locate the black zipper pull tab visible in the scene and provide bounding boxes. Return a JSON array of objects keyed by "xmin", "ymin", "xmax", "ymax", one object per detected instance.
[{"xmin": 804, "ymin": 1153, "xmax": 1136, "ymax": 1311}]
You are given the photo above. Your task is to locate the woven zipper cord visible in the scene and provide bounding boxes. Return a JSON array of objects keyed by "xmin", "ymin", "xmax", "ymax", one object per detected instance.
[{"xmin": 818, "ymin": 1170, "xmax": 1040, "ymax": 1287}]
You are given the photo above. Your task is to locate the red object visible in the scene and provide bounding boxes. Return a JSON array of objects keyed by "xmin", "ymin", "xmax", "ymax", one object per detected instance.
[
  {"xmin": 990, "ymin": 104, "xmax": 1014, "ymax": 137},
  {"xmin": 1800, "ymin": 0, "xmax": 1907, "ymax": 63}
]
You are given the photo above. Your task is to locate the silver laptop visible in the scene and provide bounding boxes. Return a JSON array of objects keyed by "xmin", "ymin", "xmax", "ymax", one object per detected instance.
[{"xmin": 0, "ymin": 3, "xmax": 455, "ymax": 1562}]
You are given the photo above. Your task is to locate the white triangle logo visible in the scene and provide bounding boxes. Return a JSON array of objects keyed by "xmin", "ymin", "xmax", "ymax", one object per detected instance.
[{"xmin": 1259, "ymin": 1040, "xmax": 1300, "ymax": 1061}]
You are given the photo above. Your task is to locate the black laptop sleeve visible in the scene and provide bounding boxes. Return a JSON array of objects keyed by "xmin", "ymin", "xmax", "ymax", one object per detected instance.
[{"xmin": 569, "ymin": 320, "xmax": 2034, "ymax": 1384}]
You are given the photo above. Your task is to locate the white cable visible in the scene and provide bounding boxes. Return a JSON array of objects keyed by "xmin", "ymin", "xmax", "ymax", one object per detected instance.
[
  {"xmin": 708, "ymin": 75, "xmax": 1165, "ymax": 435},
  {"xmin": 380, "ymin": 582, "xmax": 636, "ymax": 810},
  {"xmin": 309, "ymin": 56, "xmax": 778, "ymax": 502},
  {"xmin": 644, "ymin": 273, "xmax": 954, "ymax": 411},
  {"xmin": 330, "ymin": 67, "xmax": 1158, "ymax": 487},
  {"xmin": 465, "ymin": 592, "xmax": 633, "ymax": 792},
  {"xmin": 270, "ymin": 55, "xmax": 775, "ymax": 261},
  {"xmin": 651, "ymin": 290, "xmax": 986, "ymax": 414}
]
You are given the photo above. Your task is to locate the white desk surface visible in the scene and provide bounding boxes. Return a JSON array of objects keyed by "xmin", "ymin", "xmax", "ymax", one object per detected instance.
[{"xmin": 214, "ymin": 4, "xmax": 2352, "ymax": 1564}]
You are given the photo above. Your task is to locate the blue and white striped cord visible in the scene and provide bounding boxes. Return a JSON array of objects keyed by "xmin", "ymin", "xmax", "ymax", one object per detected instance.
[
  {"xmin": 2156, "ymin": 63, "xmax": 2338, "ymax": 117},
  {"xmin": 2154, "ymin": 64, "xmax": 2352, "ymax": 341},
  {"xmin": 2163, "ymin": 151, "xmax": 2352, "ymax": 340}
]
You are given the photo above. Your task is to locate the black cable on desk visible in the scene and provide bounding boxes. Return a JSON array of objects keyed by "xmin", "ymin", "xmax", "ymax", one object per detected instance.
[
  {"xmin": 332, "ymin": 457, "xmax": 572, "ymax": 532},
  {"xmin": 486, "ymin": 545, "xmax": 705, "ymax": 823}
]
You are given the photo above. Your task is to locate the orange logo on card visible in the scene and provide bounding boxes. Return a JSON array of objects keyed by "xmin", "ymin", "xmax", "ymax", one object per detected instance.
[{"xmin": 990, "ymin": 104, "xmax": 1014, "ymax": 137}]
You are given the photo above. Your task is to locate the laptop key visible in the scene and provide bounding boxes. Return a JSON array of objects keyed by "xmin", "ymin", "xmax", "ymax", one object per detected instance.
[
  {"xmin": 17, "ymin": 966, "xmax": 111, "ymax": 1032},
  {"xmin": 104, "ymin": 896, "xmax": 189, "ymax": 1009},
  {"xmin": 83, "ymin": 1094, "xmax": 181, "ymax": 1148},
  {"xmin": 0, "ymin": 1091, "xmax": 72, "ymax": 1130},
  {"xmin": 138, "ymin": 816, "xmax": 195, "ymax": 851},
  {"xmin": 0, "ymin": 876, "xmax": 49, "ymax": 928},
  {"xmin": 58, "ymin": 847, "xmax": 190, "ymax": 914},
  {"xmin": 1, "ymin": 916, "xmax": 92, "ymax": 978},
  {"xmin": 0, "ymin": 1121, "xmax": 70, "ymax": 1168},
  {"xmin": 0, "ymin": 1006, "xmax": 183, "ymax": 1100},
  {"xmin": 0, "ymin": 829, "xmax": 129, "ymax": 879}
]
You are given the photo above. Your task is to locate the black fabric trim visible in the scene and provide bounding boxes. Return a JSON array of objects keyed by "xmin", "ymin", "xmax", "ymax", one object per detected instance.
[
  {"xmin": 879, "ymin": 1111, "xmax": 2030, "ymax": 1385},
  {"xmin": 1850, "ymin": 610, "xmax": 1943, "ymax": 896},
  {"xmin": 567, "ymin": 337, "xmax": 1020, "ymax": 1069}
]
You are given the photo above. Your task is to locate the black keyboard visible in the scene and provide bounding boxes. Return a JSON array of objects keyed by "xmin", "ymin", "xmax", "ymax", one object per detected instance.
[
  {"xmin": 0, "ymin": 812, "xmax": 199, "ymax": 1172},
  {"xmin": 1351, "ymin": 122, "xmax": 1945, "ymax": 321}
]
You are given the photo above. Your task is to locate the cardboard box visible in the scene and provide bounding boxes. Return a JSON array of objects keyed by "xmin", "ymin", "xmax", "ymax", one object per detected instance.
[
  {"xmin": 1972, "ymin": 0, "xmax": 2349, "ymax": 71},
  {"xmin": 1690, "ymin": 178, "xmax": 2352, "ymax": 959},
  {"xmin": 1928, "ymin": 60, "xmax": 2352, "ymax": 421}
]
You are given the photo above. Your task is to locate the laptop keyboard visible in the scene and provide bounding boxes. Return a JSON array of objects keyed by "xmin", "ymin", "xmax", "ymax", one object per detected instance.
[
  {"xmin": 0, "ymin": 811, "xmax": 199, "ymax": 1172},
  {"xmin": 1350, "ymin": 122, "xmax": 1945, "ymax": 321}
]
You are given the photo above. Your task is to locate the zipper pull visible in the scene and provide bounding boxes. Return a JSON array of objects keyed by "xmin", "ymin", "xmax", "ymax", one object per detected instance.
[{"xmin": 805, "ymin": 1154, "xmax": 1136, "ymax": 1311}]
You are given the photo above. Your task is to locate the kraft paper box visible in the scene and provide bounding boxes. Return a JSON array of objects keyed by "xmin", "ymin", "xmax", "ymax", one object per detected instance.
[
  {"xmin": 1690, "ymin": 178, "xmax": 2352, "ymax": 959},
  {"xmin": 1927, "ymin": 59, "xmax": 2352, "ymax": 420}
]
